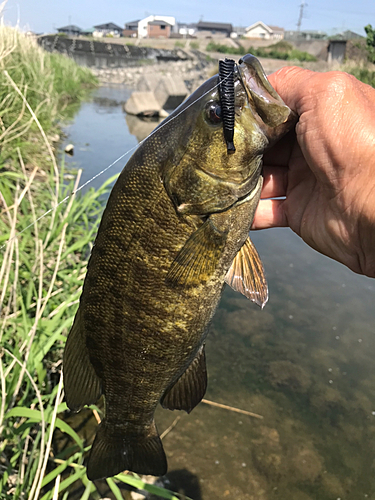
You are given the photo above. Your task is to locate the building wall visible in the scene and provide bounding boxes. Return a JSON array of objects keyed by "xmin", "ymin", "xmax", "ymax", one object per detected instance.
[
  {"xmin": 194, "ymin": 29, "xmax": 229, "ymax": 39},
  {"xmin": 244, "ymin": 26, "xmax": 271, "ymax": 39},
  {"xmin": 147, "ymin": 24, "xmax": 171, "ymax": 38},
  {"xmin": 138, "ymin": 15, "xmax": 176, "ymax": 38}
]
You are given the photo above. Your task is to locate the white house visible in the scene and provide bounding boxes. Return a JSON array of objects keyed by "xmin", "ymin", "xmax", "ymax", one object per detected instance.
[
  {"xmin": 93, "ymin": 22, "xmax": 123, "ymax": 38},
  {"xmin": 137, "ymin": 15, "xmax": 176, "ymax": 38},
  {"xmin": 244, "ymin": 21, "xmax": 284, "ymax": 40}
]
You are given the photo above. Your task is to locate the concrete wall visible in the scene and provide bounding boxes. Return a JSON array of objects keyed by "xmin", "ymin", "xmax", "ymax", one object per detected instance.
[{"xmin": 38, "ymin": 35, "xmax": 190, "ymax": 68}]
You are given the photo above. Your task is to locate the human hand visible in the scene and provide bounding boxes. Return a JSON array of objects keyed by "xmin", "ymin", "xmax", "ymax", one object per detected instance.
[{"xmin": 252, "ymin": 66, "xmax": 375, "ymax": 278}]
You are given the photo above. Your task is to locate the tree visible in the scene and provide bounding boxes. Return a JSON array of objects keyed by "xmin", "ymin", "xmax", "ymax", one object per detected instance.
[{"xmin": 364, "ymin": 24, "xmax": 375, "ymax": 63}]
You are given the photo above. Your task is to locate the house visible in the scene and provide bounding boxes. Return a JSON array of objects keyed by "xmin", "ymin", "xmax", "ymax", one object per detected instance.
[
  {"xmin": 123, "ymin": 20, "xmax": 139, "ymax": 37},
  {"xmin": 244, "ymin": 21, "xmax": 284, "ymax": 40},
  {"xmin": 125, "ymin": 20, "xmax": 140, "ymax": 31},
  {"xmin": 57, "ymin": 25, "xmax": 82, "ymax": 36},
  {"xmin": 147, "ymin": 20, "xmax": 172, "ymax": 38},
  {"xmin": 195, "ymin": 21, "xmax": 233, "ymax": 38},
  {"xmin": 231, "ymin": 26, "xmax": 246, "ymax": 39},
  {"xmin": 137, "ymin": 16, "xmax": 176, "ymax": 39},
  {"xmin": 93, "ymin": 22, "xmax": 123, "ymax": 38}
]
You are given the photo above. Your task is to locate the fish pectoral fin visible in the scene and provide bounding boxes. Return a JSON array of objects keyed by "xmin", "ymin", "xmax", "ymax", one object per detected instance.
[
  {"xmin": 166, "ymin": 218, "xmax": 228, "ymax": 287},
  {"xmin": 87, "ymin": 419, "xmax": 167, "ymax": 480},
  {"xmin": 225, "ymin": 236, "xmax": 268, "ymax": 309},
  {"xmin": 63, "ymin": 308, "xmax": 102, "ymax": 412},
  {"xmin": 161, "ymin": 344, "xmax": 207, "ymax": 414}
]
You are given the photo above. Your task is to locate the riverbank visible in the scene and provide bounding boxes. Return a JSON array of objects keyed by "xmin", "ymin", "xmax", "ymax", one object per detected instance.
[{"xmin": 0, "ymin": 27, "xmax": 179, "ymax": 500}]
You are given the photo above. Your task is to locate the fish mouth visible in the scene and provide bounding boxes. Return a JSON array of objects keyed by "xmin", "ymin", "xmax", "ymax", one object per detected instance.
[{"xmin": 237, "ymin": 54, "xmax": 297, "ymax": 135}]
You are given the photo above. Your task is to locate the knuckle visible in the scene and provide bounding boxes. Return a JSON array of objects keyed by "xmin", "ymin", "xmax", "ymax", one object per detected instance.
[{"xmin": 323, "ymin": 71, "xmax": 356, "ymax": 96}]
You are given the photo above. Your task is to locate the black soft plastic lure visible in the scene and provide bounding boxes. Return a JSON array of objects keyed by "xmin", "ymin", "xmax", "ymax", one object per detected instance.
[{"xmin": 218, "ymin": 58, "xmax": 236, "ymax": 154}]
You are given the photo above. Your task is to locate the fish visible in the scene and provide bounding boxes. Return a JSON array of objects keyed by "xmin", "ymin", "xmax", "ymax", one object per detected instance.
[{"xmin": 63, "ymin": 54, "xmax": 296, "ymax": 480}]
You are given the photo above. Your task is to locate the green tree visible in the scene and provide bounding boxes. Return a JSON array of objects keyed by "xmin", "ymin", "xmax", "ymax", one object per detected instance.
[{"xmin": 364, "ymin": 24, "xmax": 375, "ymax": 63}]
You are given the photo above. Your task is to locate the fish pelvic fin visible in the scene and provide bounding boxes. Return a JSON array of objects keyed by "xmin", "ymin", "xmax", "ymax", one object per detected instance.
[
  {"xmin": 225, "ymin": 236, "xmax": 268, "ymax": 308},
  {"xmin": 63, "ymin": 308, "xmax": 102, "ymax": 412},
  {"xmin": 161, "ymin": 344, "xmax": 207, "ymax": 413},
  {"xmin": 87, "ymin": 419, "xmax": 167, "ymax": 480}
]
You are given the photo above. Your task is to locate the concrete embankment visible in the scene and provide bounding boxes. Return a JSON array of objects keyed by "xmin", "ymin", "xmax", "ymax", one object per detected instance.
[{"xmin": 38, "ymin": 35, "xmax": 194, "ymax": 68}]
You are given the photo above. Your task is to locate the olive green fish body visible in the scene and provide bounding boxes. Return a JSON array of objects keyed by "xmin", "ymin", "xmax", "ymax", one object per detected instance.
[{"xmin": 63, "ymin": 54, "xmax": 296, "ymax": 480}]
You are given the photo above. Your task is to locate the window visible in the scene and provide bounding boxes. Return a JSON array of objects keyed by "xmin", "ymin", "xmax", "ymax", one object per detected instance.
[{"xmin": 161, "ymin": 25, "xmax": 166, "ymax": 30}]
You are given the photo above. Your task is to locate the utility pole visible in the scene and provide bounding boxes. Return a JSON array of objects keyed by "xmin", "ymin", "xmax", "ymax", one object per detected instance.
[{"xmin": 297, "ymin": 1, "xmax": 307, "ymax": 32}]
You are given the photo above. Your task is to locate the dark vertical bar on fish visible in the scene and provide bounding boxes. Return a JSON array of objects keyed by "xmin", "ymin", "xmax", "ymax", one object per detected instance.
[{"xmin": 219, "ymin": 58, "xmax": 236, "ymax": 154}]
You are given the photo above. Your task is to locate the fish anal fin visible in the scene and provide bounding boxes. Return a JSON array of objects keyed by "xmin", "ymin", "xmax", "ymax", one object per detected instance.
[
  {"xmin": 225, "ymin": 236, "xmax": 268, "ymax": 308},
  {"xmin": 166, "ymin": 218, "xmax": 227, "ymax": 287},
  {"xmin": 161, "ymin": 344, "xmax": 207, "ymax": 414},
  {"xmin": 63, "ymin": 308, "xmax": 102, "ymax": 412},
  {"xmin": 87, "ymin": 419, "xmax": 167, "ymax": 479}
]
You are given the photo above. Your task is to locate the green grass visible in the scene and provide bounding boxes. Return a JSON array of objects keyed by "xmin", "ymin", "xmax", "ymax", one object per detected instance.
[
  {"xmin": 206, "ymin": 41, "xmax": 246, "ymax": 55},
  {"xmin": 0, "ymin": 25, "xmax": 97, "ymax": 166},
  {"xmin": 347, "ymin": 67, "xmax": 375, "ymax": 87},
  {"xmin": 0, "ymin": 166, "xmax": 187, "ymax": 500},
  {"xmin": 205, "ymin": 40, "xmax": 317, "ymax": 62},
  {"xmin": 0, "ymin": 25, "xmax": 189, "ymax": 500}
]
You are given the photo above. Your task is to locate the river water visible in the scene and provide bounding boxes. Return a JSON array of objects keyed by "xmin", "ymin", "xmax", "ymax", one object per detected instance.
[{"xmin": 63, "ymin": 86, "xmax": 375, "ymax": 500}]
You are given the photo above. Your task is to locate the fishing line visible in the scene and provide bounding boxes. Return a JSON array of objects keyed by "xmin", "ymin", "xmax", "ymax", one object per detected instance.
[{"xmin": 1, "ymin": 70, "xmax": 234, "ymax": 250}]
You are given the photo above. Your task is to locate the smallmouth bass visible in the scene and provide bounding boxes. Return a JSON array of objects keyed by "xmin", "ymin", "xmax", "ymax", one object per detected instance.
[{"xmin": 63, "ymin": 55, "xmax": 296, "ymax": 480}]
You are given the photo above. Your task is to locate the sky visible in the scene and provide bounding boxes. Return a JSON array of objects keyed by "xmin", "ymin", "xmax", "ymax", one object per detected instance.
[{"xmin": 3, "ymin": 0, "xmax": 375, "ymax": 36}]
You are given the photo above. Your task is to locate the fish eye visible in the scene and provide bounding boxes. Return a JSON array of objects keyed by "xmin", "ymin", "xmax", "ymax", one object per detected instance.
[{"xmin": 205, "ymin": 101, "xmax": 222, "ymax": 124}]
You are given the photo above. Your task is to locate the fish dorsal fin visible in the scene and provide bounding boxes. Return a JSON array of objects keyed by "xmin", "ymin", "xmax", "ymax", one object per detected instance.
[
  {"xmin": 161, "ymin": 344, "xmax": 207, "ymax": 414},
  {"xmin": 166, "ymin": 218, "xmax": 227, "ymax": 287},
  {"xmin": 63, "ymin": 308, "xmax": 102, "ymax": 412},
  {"xmin": 225, "ymin": 236, "xmax": 268, "ymax": 308}
]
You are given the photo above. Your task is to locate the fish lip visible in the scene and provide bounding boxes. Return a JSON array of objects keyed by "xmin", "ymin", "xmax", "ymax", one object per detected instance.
[
  {"xmin": 237, "ymin": 54, "xmax": 281, "ymax": 106},
  {"xmin": 237, "ymin": 54, "xmax": 297, "ymax": 134}
]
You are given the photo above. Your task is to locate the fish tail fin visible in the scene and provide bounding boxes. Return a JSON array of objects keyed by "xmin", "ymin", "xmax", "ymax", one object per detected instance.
[{"xmin": 86, "ymin": 419, "xmax": 167, "ymax": 480}]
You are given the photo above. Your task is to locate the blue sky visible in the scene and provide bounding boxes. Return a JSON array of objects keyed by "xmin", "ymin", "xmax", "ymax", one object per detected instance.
[{"xmin": 4, "ymin": 0, "xmax": 374, "ymax": 36}]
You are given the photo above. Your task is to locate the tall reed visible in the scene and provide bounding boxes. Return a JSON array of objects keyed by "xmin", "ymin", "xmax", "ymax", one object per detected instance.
[{"xmin": 0, "ymin": 25, "xmax": 187, "ymax": 500}]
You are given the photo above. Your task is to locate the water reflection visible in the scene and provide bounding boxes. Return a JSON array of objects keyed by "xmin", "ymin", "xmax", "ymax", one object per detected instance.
[
  {"xmin": 64, "ymin": 88, "xmax": 375, "ymax": 500},
  {"xmin": 125, "ymin": 114, "xmax": 164, "ymax": 143}
]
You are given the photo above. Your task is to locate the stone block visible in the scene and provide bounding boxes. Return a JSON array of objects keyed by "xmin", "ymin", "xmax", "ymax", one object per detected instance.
[
  {"xmin": 154, "ymin": 75, "xmax": 188, "ymax": 110},
  {"xmin": 124, "ymin": 91, "xmax": 163, "ymax": 117},
  {"xmin": 137, "ymin": 74, "xmax": 161, "ymax": 92}
]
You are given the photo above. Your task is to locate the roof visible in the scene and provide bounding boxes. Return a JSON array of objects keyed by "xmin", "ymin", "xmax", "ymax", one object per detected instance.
[
  {"xmin": 93, "ymin": 22, "xmax": 123, "ymax": 31},
  {"xmin": 268, "ymin": 25, "xmax": 285, "ymax": 32},
  {"xmin": 196, "ymin": 21, "xmax": 233, "ymax": 31},
  {"xmin": 178, "ymin": 22, "xmax": 196, "ymax": 28},
  {"xmin": 245, "ymin": 21, "xmax": 273, "ymax": 33},
  {"xmin": 148, "ymin": 20, "xmax": 171, "ymax": 26},
  {"xmin": 57, "ymin": 25, "xmax": 82, "ymax": 32}
]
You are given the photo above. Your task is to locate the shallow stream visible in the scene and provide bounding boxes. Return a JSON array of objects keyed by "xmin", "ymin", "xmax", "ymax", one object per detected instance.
[{"xmin": 63, "ymin": 86, "xmax": 375, "ymax": 500}]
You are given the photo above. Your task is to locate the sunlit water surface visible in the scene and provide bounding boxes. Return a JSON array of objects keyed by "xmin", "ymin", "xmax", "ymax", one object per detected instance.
[{"xmin": 63, "ymin": 87, "xmax": 375, "ymax": 500}]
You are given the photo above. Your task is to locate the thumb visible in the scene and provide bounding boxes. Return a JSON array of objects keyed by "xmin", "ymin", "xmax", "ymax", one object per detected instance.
[{"xmin": 267, "ymin": 66, "xmax": 315, "ymax": 114}]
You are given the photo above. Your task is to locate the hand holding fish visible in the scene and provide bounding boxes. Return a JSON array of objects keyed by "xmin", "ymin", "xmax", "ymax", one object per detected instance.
[{"xmin": 253, "ymin": 67, "xmax": 375, "ymax": 278}]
